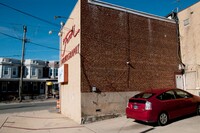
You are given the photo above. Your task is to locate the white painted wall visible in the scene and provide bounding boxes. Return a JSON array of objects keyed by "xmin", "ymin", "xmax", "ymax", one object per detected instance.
[
  {"xmin": 59, "ymin": 0, "xmax": 81, "ymax": 124},
  {"xmin": 178, "ymin": 2, "xmax": 200, "ymax": 95}
]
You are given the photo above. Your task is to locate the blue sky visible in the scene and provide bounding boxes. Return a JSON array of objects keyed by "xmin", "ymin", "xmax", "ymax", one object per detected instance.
[{"xmin": 0, "ymin": 0, "xmax": 199, "ymax": 61}]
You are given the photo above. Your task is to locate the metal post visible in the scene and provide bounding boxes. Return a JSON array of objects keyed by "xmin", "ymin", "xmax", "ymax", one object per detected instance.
[{"xmin": 19, "ymin": 25, "xmax": 27, "ymax": 102}]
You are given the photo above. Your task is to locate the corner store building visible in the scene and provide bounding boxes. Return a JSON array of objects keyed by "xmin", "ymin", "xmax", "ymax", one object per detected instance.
[{"xmin": 58, "ymin": 0, "xmax": 180, "ymax": 124}]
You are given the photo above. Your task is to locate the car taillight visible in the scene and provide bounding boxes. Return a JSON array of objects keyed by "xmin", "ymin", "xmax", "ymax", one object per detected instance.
[
  {"xmin": 127, "ymin": 102, "xmax": 131, "ymax": 108},
  {"xmin": 145, "ymin": 101, "xmax": 152, "ymax": 110}
]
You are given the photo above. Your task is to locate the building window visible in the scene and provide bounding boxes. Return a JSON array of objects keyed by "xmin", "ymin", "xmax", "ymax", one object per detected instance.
[
  {"xmin": 32, "ymin": 67, "xmax": 37, "ymax": 76},
  {"xmin": 12, "ymin": 67, "xmax": 17, "ymax": 76},
  {"xmin": 49, "ymin": 69, "xmax": 53, "ymax": 77},
  {"xmin": 3, "ymin": 66, "xmax": 9, "ymax": 76},
  {"xmin": 54, "ymin": 68, "xmax": 58, "ymax": 77},
  {"xmin": 24, "ymin": 68, "xmax": 27, "ymax": 77},
  {"xmin": 2, "ymin": 82, "xmax": 7, "ymax": 92},
  {"xmin": 38, "ymin": 69, "xmax": 42, "ymax": 77},
  {"xmin": 184, "ymin": 18, "xmax": 189, "ymax": 26}
]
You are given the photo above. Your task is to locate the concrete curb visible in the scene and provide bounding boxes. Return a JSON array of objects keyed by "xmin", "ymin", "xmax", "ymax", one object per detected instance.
[{"xmin": 0, "ymin": 99, "xmax": 56, "ymax": 110}]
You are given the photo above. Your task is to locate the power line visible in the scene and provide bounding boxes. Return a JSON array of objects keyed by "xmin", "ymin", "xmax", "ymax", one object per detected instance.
[
  {"xmin": 0, "ymin": 31, "xmax": 62, "ymax": 52},
  {"xmin": 0, "ymin": 21, "xmax": 61, "ymax": 33},
  {"xmin": 29, "ymin": 42, "xmax": 60, "ymax": 51},
  {"xmin": 0, "ymin": 31, "xmax": 22, "ymax": 41},
  {"xmin": 0, "ymin": 2, "xmax": 60, "ymax": 27}
]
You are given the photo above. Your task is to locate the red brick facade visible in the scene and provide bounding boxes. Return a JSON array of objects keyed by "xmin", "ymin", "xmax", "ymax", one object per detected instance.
[{"xmin": 81, "ymin": 0, "xmax": 179, "ymax": 93}]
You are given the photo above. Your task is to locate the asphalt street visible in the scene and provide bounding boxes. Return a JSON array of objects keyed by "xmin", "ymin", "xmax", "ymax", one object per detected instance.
[{"xmin": 0, "ymin": 99, "xmax": 56, "ymax": 114}]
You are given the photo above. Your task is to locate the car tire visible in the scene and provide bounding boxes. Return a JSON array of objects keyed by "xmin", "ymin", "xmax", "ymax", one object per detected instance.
[
  {"xmin": 158, "ymin": 112, "xmax": 168, "ymax": 126},
  {"xmin": 197, "ymin": 104, "xmax": 200, "ymax": 115}
]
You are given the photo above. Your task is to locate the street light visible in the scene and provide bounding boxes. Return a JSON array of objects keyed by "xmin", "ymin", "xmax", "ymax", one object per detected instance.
[
  {"xmin": 49, "ymin": 16, "xmax": 74, "ymax": 36},
  {"xmin": 54, "ymin": 16, "xmax": 68, "ymax": 19},
  {"xmin": 48, "ymin": 30, "xmax": 62, "ymax": 36},
  {"xmin": 54, "ymin": 16, "xmax": 73, "ymax": 23}
]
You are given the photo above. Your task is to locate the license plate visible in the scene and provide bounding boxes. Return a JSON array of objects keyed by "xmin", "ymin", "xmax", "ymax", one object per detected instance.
[{"xmin": 133, "ymin": 105, "xmax": 138, "ymax": 109}]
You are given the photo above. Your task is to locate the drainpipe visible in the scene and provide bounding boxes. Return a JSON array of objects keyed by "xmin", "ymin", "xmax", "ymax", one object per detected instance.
[
  {"xmin": 173, "ymin": 11, "xmax": 186, "ymax": 90},
  {"xmin": 174, "ymin": 11, "xmax": 185, "ymax": 73}
]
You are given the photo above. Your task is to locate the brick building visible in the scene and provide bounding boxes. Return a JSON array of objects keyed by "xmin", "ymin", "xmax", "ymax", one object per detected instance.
[{"xmin": 59, "ymin": 0, "xmax": 180, "ymax": 124}]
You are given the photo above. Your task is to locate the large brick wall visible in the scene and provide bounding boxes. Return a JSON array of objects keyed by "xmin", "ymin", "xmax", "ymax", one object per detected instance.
[{"xmin": 81, "ymin": 0, "xmax": 179, "ymax": 93}]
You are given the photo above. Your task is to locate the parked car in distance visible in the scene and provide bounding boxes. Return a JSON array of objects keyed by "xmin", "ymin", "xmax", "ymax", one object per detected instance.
[{"xmin": 126, "ymin": 88, "xmax": 200, "ymax": 126}]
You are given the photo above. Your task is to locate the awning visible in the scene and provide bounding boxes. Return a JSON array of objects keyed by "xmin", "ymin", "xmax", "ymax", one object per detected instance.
[{"xmin": 46, "ymin": 82, "xmax": 53, "ymax": 86}]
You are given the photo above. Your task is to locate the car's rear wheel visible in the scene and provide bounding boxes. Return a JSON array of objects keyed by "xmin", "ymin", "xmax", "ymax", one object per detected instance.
[
  {"xmin": 197, "ymin": 104, "xmax": 200, "ymax": 115},
  {"xmin": 158, "ymin": 112, "xmax": 168, "ymax": 126}
]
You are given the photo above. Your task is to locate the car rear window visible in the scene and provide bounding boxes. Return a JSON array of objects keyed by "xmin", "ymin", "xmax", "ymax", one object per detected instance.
[
  {"xmin": 134, "ymin": 93, "xmax": 154, "ymax": 99},
  {"xmin": 129, "ymin": 99, "xmax": 146, "ymax": 103}
]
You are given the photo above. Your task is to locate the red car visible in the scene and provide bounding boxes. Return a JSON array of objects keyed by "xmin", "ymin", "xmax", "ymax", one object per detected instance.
[{"xmin": 126, "ymin": 88, "xmax": 200, "ymax": 126}]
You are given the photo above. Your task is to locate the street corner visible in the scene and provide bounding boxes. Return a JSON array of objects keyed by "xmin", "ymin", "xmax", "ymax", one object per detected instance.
[
  {"xmin": 0, "ymin": 110, "xmax": 91, "ymax": 133},
  {"xmin": 0, "ymin": 116, "xmax": 9, "ymax": 129}
]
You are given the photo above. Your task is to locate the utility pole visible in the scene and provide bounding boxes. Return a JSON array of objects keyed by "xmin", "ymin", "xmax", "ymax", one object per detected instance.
[{"xmin": 19, "ymin": 25, "xmax": 27, "ymax": 102}]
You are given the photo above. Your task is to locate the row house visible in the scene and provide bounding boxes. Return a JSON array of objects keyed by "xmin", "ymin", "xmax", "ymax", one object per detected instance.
[
  {"xmin": 48, "ymin": 61, "xmax": 59, "ymax": 79},
  {"xmin": 0, "ymin": 58, "xmax": 21, "ymax": 94},
  {"xmin": 0, "ymin": 57, "xmax": 59, "ymax": 101}
]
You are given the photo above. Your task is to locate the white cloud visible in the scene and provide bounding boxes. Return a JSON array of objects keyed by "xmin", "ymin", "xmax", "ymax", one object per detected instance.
[{"xmin": 0, "ymin": 26, "xmax": 22, "ymax": 38}]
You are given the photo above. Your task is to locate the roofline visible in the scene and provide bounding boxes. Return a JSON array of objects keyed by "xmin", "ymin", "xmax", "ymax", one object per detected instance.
[
  {"xmin": 88, "ymin": 0, "xmax": 176, "ymax": 23},
  {"xmin": 0, "ymin": 78, "xmax": 57, "ymax": 82},
  {"xmin": 178, "ymin": 1, "xmax": 200, "ymax": 13}
]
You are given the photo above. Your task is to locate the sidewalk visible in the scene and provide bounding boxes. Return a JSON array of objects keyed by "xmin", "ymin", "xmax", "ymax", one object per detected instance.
[
  {"xmin": 0, "ymin": 109, "xmax": 93, "ymax": 133},
  {"xmin": 1, "ymin": 105, "xmax": 200, "ymax": 133},
  {"xmin": 0, "ymin": 105, "xmax": 138, "ymax": 133}
]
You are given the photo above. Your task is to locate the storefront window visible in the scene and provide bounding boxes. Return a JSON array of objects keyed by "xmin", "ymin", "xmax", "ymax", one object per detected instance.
[
  {"xmin": 2, "ymin": 82, "xmax": 7, "ymax": 92},
  {"xmin": 33, "ymin": 83, "xmax": 37, "ymax": 90}
]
